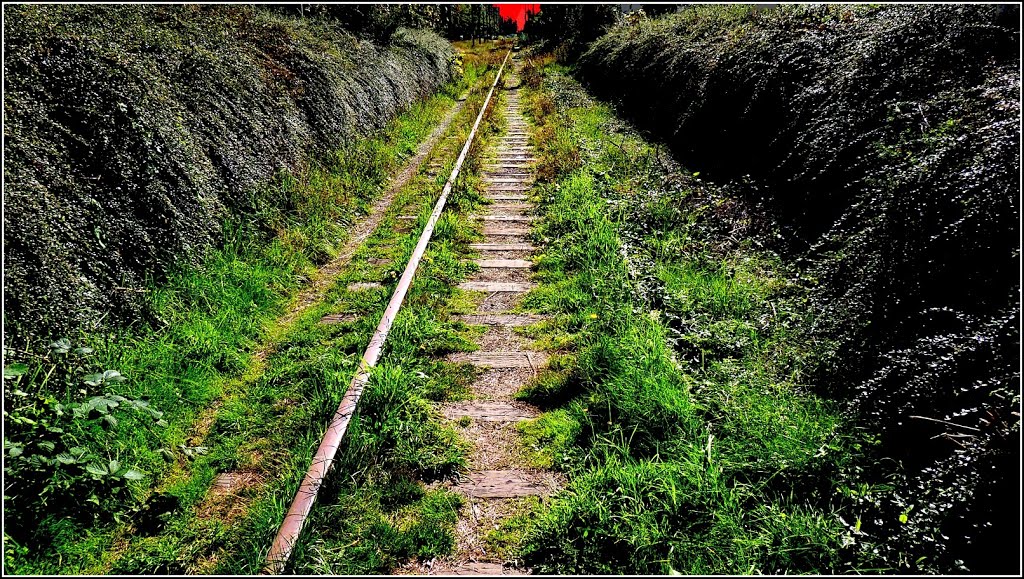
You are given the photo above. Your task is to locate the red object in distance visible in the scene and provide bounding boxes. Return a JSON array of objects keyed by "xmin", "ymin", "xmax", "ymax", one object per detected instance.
[{"xmin": 494, "ymin": 4, "xmax": 541, "ymax": 31}]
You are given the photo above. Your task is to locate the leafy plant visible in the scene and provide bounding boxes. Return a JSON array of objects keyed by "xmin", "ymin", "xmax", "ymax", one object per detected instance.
[{"xmin": 3, "ymin": 344, "xmax": 166, "ymax": 543}]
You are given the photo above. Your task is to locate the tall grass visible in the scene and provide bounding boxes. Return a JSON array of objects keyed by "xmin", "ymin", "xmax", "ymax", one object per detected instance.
[
  {"xmin": 575, "ymin": 9, "xmax": 1020, "ymax": 571},
  {"xmin": 513, "ymin": 64, "xmax": 858, "ymax": 574}
]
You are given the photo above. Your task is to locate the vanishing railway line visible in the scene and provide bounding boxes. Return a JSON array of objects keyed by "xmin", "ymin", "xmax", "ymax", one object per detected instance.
[
  {"xmin": 263, "ymin": 51, "xmax": 556, "ymax": 575},
  {"xmin": 7, "ymin": 6, "xmax": 1014, "ymax": 576}
]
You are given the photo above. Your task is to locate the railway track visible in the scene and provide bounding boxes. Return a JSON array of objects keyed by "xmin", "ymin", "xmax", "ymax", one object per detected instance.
[
  {"xmin": 263, "ymin": 50, "xmax": 559, "ymax": 575},
  {"xmin": 411, "ymin": 58, "xmax": 563, "ymax": 577}
]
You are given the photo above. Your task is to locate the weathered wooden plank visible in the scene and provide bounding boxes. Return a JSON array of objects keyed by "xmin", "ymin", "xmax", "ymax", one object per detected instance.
[
  {"xmin": 319, "ymin": 313, "xmax": 359, "ymax": 324},
  {"xmin": 455, "ymin": 470, "xmax": 557, "ymax": 498},
  {"xmin": 485, "ymin": 184, "xmax": 532, "ymax": 192},
  {"xmin": 483, "ymin": 164, "xmax": 533, "ymax": 171},
  {"xmin": 483, "ymin": 194, "xmax": 529, "ymax": 201},
  {"xmin": 468, "ymin": 243, "xmax": 535, "ymax": 251},
  {"xmin": 484, "ymin": 167, "xmax": 532, "ymax": 174},
  {"xmin": 448, "ymin": 351, "xmax": 548, "ymax": 368},
  {"xmin": 485, "ymin": 176, "xmax": 532, "ymax": 183},
  {"xmin": 480, "ymin": 215, "xmax": 532, "ymax": 222},
  {"xmin": 459, "ymin": 281, "xmax": 535, "ymax": 292},
  {"xmin": 485, "ymin": 203, "xmax": 534, "ymax": 211},
  {"xmin": 441, "ymin": 401, "xmax": 538, "ymax": 422},
  {"xmin": 448, "ymin": 562, "xmax": 517, "ymax": 576},
  {"xmin": 482, "ymin": 224, "xmax": 531, "ymax": 235},
  {"xmin": 455, "ymin": 313, "xmax": 545, "ymax": 326},
  {"xmin": 485, "ymin": 159, "xmax": 532, "ymax": 164},
  {"xmin": 475, "ymin": 259, "xmax": 532, "ymax": 268},
  {"xmin": 211, "ymin": 471, "xmax": 263, "ymax": 493}
]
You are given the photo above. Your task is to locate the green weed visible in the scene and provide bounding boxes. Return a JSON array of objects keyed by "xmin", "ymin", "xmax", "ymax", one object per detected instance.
[{"xmin": 507, "ymin": 62, "xmax": 856, "ymax": 574}]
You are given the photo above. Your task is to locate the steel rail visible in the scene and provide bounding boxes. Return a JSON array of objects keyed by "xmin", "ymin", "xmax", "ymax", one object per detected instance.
[{"xmin": 262, "ymin": 48, "xmax": 513, "ymax": 574}]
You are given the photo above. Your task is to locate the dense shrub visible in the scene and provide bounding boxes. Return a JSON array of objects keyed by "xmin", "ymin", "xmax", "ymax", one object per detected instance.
[
  {"xmin": 3, "ymin": 5, "xmax": 455, "ymax": 347},
  {"xmin": 522, "ymin": 5, "xmax": 620, "ymax": 60},
  {"xmin": 575, "ymin": 4, "xmax": 1019, "ymax": 572}
]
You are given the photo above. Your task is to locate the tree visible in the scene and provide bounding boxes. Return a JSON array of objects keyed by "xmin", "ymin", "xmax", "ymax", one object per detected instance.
[
  {"xmin": 262, "ymin": 3, "xmax": 502, "ymax": 43},
  {"xmin": 522, "ymin": 5, "xmax": 620, "ymax": 58},
  {"xmin": 642, "ymin": 4, "xmax": 679, "ymax": 18}
]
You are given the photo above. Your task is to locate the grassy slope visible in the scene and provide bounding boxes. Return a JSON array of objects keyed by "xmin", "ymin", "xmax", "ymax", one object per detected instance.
[
  {"xmin": 573, "ymin": 8, "xmax": 1020, "ymax": 572},
  {"xmin": 2, "ymin": 5, "xmax": 455, "ymax": 343},
  {"xmin": 507, "ymin": 62, "xmax": 868, "ymax": 574},
  {"xmin": 2, "ymin": 43, "xmax": 504, "ymax": 574}
]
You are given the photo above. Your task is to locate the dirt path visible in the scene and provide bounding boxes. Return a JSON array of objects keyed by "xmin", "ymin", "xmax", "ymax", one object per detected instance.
[
  {"xmin": 267, "ymin": 93, "xmax": 471, "ymax": 344},
  {"xmin": 400, "ymin": 58, "xmax": 562, "ymax": 577}
]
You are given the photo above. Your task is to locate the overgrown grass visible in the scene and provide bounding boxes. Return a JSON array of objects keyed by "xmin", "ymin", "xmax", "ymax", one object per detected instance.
[
  {"xmin": 2, "ymin": 44, "xmax": 505, "ymax": 574},
  {"xmin": 283, "ymin": 48, "xmax": 508, "ymax": 576},
  {"xmin": 574, "ymin": 9, "xmax": 1021, "ymax": 571},
  {"xmin": 510, "ymin": 61, "xmax": 864, "ymax": 574}
]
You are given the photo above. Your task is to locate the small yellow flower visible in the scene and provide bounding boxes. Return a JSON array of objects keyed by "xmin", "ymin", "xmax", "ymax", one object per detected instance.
[{"xmin": 588, "ymin": 313, "xmax": 598, "ymax": 319}]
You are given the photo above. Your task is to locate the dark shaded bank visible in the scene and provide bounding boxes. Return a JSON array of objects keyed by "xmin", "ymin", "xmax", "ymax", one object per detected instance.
[
  {"xmin": 3, "ymin": 5, "xmax": 455, "ymax": 346},
  {"xmin": 574, "ymin": 4, "xmax": 1019, "ymax": 573}
]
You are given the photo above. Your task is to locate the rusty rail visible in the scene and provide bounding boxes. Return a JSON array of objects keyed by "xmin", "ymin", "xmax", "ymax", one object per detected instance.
[{"xmin": 262, "ymin": 49, "xmax": 513, "ymax": 574}]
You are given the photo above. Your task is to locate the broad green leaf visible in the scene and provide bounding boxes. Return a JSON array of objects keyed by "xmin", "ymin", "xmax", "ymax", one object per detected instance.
[
  {"xmin": 8, "ymin": 445, "xmax": 24, "ymax": 458},
  {"xmin": 73, "ymin": 347, "xmax": 94, "ymax": 355},
  {"xmin": 4, "ymin": 363, "xmax": 29, "ymax": 379},
  {"xmin": 55, "ymin": 453, "xmax": 77, "ymax": 465},
  {"xmin": 86, "ymin": 462, "xmax": 109, "ymax": 477},
  {"xmin": 49, "ymin": 339, "xmax": 71, "ymax": 354},
  {"xmin": 38, "ymin": 441, "xmax": 56, "ymax": 452},
  {"xmin": 122, "ymin": 469, "xmax": 145, "ymax": 481},
  {"xmin": 108, "ymin": 459, "xmax": 120, "ymax": 473}
]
